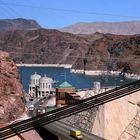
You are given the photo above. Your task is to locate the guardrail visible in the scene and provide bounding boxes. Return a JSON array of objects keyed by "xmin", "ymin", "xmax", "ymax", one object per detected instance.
[{"xmin": 0, "ymin": 80, "xmax": 140, "ymax": 140}]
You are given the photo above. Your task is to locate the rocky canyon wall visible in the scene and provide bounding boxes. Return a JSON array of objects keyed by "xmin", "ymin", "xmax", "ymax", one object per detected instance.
[{"xmin": 0, "ymin": 51, "xmax": 25, "ymax": 124}]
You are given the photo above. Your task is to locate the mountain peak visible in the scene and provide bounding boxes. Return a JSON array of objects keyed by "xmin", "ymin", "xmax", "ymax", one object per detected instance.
[
  {"xmin": 0, "ymin": 18, "xmax": 41, "ymax": 32},
  {"xmin": 59, "ymin": 21, "xmax": 140, "ymax": 35}
]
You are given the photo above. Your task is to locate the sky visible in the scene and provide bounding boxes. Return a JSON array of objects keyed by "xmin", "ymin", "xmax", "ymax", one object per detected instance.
[{"xmin": 0, "ymin": 0, "xmax": 140, "ymax": 29}]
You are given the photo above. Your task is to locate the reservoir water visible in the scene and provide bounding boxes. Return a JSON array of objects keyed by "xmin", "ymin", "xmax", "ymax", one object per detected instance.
[{"xmin": 18, "ymin": 67, "xmax": 134, "ymax": 93}]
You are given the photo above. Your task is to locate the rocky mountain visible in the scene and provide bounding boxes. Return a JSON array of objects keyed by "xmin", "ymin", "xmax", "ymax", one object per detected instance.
[
  {"xmin": 0, "ymin": 28, "xmax": 90, "ymax": 64},
  {"xmin": 0, "ymin": 29, "xmax": 139, "ymax": 74},
  {"xmin": 60, "ymin": 21, "xmax": 140, "ymax": 35},
  {"xmin": 80, "ymin": 33, "xmax": 140, "ymax": 74},
  {"xmin": 0, "ymin": 18, "xmax": 41, "ymax": 32},
  {"xmin": 0, "ymin": 51, "xmax": 25, "ymax": 124}
]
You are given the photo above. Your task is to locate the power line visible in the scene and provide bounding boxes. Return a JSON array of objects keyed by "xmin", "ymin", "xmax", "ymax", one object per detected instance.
[
  {"xmin": 0, "ymin": 2, "xmax": 140, "ymax": 19},
  {"xmin": 0, "ymin": 4, "xmax": 16, "ymax": 18},
  {"xmin": 0, "ymin": 0, "xmax": 22, "ymax": 18},
  {"xmin": 0, "ymin": 6, "xmax": 12, "ymax": 18}
]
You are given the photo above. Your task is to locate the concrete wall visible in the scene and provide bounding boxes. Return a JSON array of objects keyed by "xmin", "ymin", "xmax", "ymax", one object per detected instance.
[{"xmin": 92, "ymin": 91, "xmax": 140, "ymax": 140}]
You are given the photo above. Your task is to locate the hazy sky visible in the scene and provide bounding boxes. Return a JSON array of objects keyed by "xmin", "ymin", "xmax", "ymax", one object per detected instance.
[{"xmin": 0, "ymin": 0, "xmax": 140, "ymax": 29}]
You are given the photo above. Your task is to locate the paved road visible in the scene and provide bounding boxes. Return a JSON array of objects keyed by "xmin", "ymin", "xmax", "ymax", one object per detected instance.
[
  {"xmin": 1, "ymin": 80, "xmax": 139, "ymax": 140},
  {"xmin": 44, "ymin": 121, "xmax": 105, "ymax": 140},
  {"xmin": 31, "ymin": 95, "xmax": 55, "ymax": 116}
]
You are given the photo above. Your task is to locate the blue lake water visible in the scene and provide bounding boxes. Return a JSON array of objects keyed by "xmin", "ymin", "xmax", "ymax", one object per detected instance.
[{"xmin": 18, "ymin": 67, "xmax": 135, "ymax": 93}]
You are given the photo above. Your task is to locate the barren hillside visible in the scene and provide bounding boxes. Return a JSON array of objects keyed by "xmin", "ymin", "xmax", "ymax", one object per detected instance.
[
  {"xmin": 60, "ymin": 21, "xmax": 140, "ymax": 35},
  {"xmin": 0, "ymin": 29, "xmax": 139, "ymax": 74}
]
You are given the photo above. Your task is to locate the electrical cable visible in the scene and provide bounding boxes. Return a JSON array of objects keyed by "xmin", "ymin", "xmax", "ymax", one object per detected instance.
[{"xmin": 0, "ymin": 2, "xmax": 140, "ymax": 19}]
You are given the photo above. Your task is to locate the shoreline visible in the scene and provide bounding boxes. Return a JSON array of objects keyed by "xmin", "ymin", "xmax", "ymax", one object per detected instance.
[
  {"xmin": 16, "ymin": 64, "xmax": 140, "ymax": 80},
  {"xmin": 70, "ymin": 69, "xmax": 140, "ymax": 80},
  {"xmin": 16, "ymin": 63, "xmax": 72, "ymax": 68}
]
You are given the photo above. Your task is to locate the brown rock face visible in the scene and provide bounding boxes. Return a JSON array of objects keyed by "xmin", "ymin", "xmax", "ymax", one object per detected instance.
[
  {"xmin": 0, "ymin": 18, "xmax": 41, "ymax": 32},
  {"xmin": 0, "ymin": 51, "xmax": 25, "ymax": 124},
  {"xmin": 0, "ymin": 29, "xmax": 139, "ymax": 74},
  {"xmin": 80, "ymin": 34, "xmax": 140, "ymax": 74},
  {"xmin": 0, "ymin": 29, "xmax": 90, "ymax": 65}
]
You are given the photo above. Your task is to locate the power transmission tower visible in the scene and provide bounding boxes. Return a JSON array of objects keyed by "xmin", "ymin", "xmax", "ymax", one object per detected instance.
[{"xmin": 118, "ymin": 109, "xmax": 140, "ymax": 140}]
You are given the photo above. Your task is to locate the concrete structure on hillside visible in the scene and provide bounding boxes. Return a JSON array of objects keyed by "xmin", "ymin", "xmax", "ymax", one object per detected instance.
[
  {"xmin": 94, "ymin": 81, "xmax": 101, "ymax": 95},
  {"xmin": 92, "ymin": 90, "xmax": 140, "ymax": 140},
  {"xmin": 29, "ymin": 72, "xmax": 41, "ymax": 97},
  {"xmin": 37, "ymin": 75, "xmax": 55, "ymax": 97},
  {"xmin": 29, "ymin": 72, "xmax": 55, "ymax": 98},
  {"xmin": 56, "ymin": 81, "xmax": 76, "ymax": 106},
  {"xmin": 65, "ymin": 93, "xmax": 81, "ymax": 105}
]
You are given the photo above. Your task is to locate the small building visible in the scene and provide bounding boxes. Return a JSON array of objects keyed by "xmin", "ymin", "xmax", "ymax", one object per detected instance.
[
  {"xmin": 65, "ymin": 93, "xmax": 81, "ymax": 105},
  {"xmin": 29, "ymin": 72, "xmax": 55, "ymax": 98},
  {"xmin": 94, "ymin": 81, "xmax": 101, "ymax": 95},
  {"xmin": 56, "ymin": 81, "xmax": 75, "ymax": 106}
]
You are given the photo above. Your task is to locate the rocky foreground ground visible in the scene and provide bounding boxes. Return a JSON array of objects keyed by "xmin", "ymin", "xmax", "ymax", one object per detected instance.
[{"xmin": 0, "ymin": 51, "xmax": 42, "ymax": 140}]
